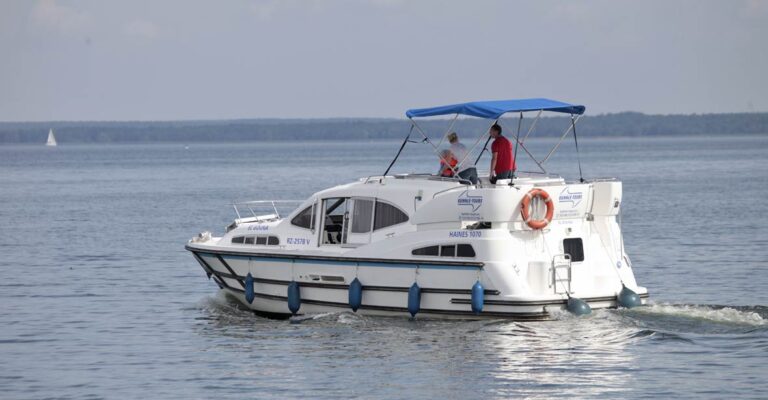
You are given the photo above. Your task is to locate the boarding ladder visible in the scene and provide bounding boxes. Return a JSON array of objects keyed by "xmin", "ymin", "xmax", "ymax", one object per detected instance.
[{"xmin": 551, "ymin": 254, "xmax": 572, "ymax": 294}]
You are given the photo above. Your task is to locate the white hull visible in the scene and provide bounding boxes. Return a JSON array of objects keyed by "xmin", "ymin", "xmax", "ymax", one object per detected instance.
[{"xmin": 189, "ymin": 249, "xmax": 647, "ymax": 319}]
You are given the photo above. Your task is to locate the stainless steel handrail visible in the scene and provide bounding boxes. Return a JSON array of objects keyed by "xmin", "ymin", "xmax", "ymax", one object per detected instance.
[{"xmin": 232, "ymin": 200, "xmax": 305, "ymax": 220}]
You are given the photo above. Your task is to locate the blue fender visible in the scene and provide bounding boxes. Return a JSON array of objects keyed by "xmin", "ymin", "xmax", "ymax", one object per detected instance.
[
  {"xmin": 287, "ymin": 281, "xmax": 301, "ymax": 315},
  {"xmin": 566, "ymin": 297, "xmax": 592, "ymax": 316},
  {"xmin": 617, "ymin": 285, "xmax": 642, "ymax": 308},
  {"xmin": 244, "ymin": 273, "xmax": 255, "ymax": 304},
  {"xmin": 349, "ymin": 278, "xmax": 363, "ymax": 312},
  {"xmin": 408, "ymin": 282, "xmax": 421, "ymax": 317},
  {"xmin": 471, "ymin": 280, "xmax": 484, "ymax": 314}
]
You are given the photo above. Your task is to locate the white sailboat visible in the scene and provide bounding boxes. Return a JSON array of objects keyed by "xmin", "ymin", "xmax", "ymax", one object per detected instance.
[{"xmin": 46, "ymin": 129, "xmax": 57, "ymax": 147}]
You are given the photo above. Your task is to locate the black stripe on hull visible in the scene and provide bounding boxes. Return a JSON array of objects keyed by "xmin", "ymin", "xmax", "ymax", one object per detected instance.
[
  {"xmin": 215, "ymin": 254, "xmax": 246, "ymax": 289},
  {"xmin": 186, "ymin": 245, "xmax": 484, "ymax": 268}
]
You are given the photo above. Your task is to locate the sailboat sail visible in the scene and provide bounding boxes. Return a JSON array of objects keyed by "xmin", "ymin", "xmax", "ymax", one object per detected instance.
[{"xmin": 46, "ymin": 129, "xmax": 57, "ymax": 146}]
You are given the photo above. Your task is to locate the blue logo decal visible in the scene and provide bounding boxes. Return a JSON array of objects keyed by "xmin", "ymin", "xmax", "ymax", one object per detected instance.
[
  {"xmin": 558, "ymin": 187, "xmax": 583, "ymax": 207},
  {"xmin": 457, "ymin": 190, "xmax": 483, "ymax": 212}
]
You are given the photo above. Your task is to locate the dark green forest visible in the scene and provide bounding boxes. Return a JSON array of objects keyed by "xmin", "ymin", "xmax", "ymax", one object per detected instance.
[{"xmin": 1, "ymin": 112, "xmax": 766, "ymax": 144}]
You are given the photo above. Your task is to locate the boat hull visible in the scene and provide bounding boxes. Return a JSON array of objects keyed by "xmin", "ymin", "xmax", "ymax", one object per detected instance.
[{"xmin": 189, "ymin": 247, "xmax": 648, "ymax": 320}]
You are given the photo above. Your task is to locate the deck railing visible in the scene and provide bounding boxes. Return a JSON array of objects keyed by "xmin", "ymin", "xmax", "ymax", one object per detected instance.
[{"xmin": 232, "ymin": 200, "xmax": 305, "ymax": 221}]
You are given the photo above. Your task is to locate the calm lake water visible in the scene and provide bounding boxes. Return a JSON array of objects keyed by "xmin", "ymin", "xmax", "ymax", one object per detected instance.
[{"xmin": 1, "ymin": 135, "xmax": 767, "ymax": 399}]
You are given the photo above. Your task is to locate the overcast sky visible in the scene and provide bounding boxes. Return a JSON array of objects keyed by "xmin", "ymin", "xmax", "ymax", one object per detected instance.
[{"xmin": 1, "ymin": 0, "xmax": 767, "ymax": 121}]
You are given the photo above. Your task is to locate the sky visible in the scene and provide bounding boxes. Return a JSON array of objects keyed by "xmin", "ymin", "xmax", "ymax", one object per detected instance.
[{"xmin": 1, "ymin": 0, "xmax": 767, "ymax": 121}]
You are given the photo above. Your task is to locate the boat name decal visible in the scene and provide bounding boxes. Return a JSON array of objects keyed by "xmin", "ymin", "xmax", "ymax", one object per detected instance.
[
  {"xmin": 558, "ymin": 187, "xmax": 583, "ymax": 207},
  {"xmin": 287, "ymin": 238, "xmax": 310, "ymax": 245},
  {"xmin": 449, "ymin": 231, "xmax": 482, "ymax": 238},
  {"xmin": 457, "ymin": 190, "xmax": 483, "ymax": 212},
  {"xmin": 247, "ymin": 225, "xmax": 269, "ymax": 231}
]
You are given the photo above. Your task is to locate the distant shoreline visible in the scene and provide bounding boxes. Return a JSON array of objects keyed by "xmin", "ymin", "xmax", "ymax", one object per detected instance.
[{"xmin": 1, "ymin": 112, "xmax": 766, "ymax": 144}]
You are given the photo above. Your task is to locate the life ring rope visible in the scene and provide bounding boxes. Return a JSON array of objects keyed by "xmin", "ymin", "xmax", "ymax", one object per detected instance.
[{"xmin": 520, "ymin": 188, "xmax": 554, "ymax": 229}]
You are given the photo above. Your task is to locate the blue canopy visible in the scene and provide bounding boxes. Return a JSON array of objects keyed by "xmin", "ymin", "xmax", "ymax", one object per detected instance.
[{"xmin": 405, "ymin": 98, "xmax": 585, "ymax": 119}]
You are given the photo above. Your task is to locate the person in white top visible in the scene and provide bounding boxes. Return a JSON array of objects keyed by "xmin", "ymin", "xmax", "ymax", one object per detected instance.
[{"xmin": 447, "ymin": 132, "xmax": 478, "ymax": 184}]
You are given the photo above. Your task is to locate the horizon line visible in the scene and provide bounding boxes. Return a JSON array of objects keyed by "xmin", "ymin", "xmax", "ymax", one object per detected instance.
[{"xmin": 1, "ymin": 110, "xmax": 767, "ymax": 125}]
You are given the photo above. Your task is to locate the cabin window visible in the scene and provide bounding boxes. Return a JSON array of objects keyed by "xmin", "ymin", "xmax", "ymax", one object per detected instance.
[
  {"xmin": 351, "ymin": 199, "xmax": 374, "ymax": 233},
  {"xmin": 231, "ymin": 236, "xmax": 245, "ymax": 244},
  {"xmin": 412, "ymin": 246, "xmax": 439, "ymax": 256},
  {"xmin": 563, "ymin": 238, "xmax": 584, "ymax": 262},
  {"xmin": 440, "ymin": 245, "xmax": 456, "ymax": 257},
  {"xmin": 374, "ymin": 202, "xmax": 409, "ymax": 230},
  {"xmin": 457, "ymin": 244, "xmax": 476, "ymax": 258},
  {"xmin": 244, "ymin": 236, "xmax": 255, "ymax": 245},
  {"xmin": 412, "ymin": 244, "xmax": 475, "ymax": 258},
  {"xmin": 268, "ymin": 236, "xmax": 280, "ymax": 245},
  {"xmin": 291, "ymin": 205, "xmax": 315, "ymax": 230},
  {"xmin": 256, "ymin": 236, "xmax": 267, "ymax": 245}
]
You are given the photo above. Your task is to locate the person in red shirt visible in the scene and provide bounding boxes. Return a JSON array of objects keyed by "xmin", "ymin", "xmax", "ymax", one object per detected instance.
[{"xmin": 489, "ymin": 124, "xmax": 515, "ymax": 183}]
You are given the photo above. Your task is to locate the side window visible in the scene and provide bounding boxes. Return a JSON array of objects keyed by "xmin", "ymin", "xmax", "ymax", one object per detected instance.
[
  {"xmin": 267, "ymin": 236, "xmax": 279, "ymax": 245},
  {"xmin": 457, "ymin": 244, "xmax": 476, "ymax": 257},
  {"xmin": 563, "ymin": 238, "xmax": 584, "ymax": 262},
  {"xmin": 374, "ymin": 201, "xmax": 409, "ymax": 230},
  {"xmin": 412, "ymin": 245, "xmax": 439, "ymax": 256},
  {"xmin": 351, "ymin": 199, "xmax": 374, "ymax": 233},
  {"xmin": 412, "ymin": 244, "xmax": 475, "ymax": 258},
  {"xmin": 291, "ymin": 204, "xmax": 315, "ymax": 230},
  {"xmin": 231, "ymin": 236, "xmax": 245, "ymax": 244},
  {"xmin": 440, "ymin": 245, "xmax": 456, "ymax": 257}
]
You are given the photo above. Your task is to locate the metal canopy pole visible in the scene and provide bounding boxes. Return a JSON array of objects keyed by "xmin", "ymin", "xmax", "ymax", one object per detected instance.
[
  {"xmin": 472, "ymin": 119, "xmax": 498, "ymax": 165},
  {"xmin": 410, "ymin": 118, "xmax": 458, "ymax": 175},
  {"xmin": 521, "ymin": 109, "xmax": 543, "ymax": 143},
  {"xmin": 453, "ymin": 120, "xmax": 491, "ymax": 172},
  {"xmin": 498, "ymin": 119, "xmax": 547, "ymax": 174},
  {"xmin": 383, "ymin": 124, "xmax": 414, "ymax": 176},
  {"xmin": 541, "ymin": 114, "xmax": 582, "ymax": 164},
  {"xmin": 435, "ymin": 113, "xmax": 460, "ymax": 149},
  {"xmin": 510, "ymin": 112, "xmax": 523, "ymax": 182},
  {"xmin": 571, "ymin": 115, "xmax": 585, "ymax": 183},
  {"xmin": 473, "ymin": 136, "xmax": 492, "ymax": 165}
]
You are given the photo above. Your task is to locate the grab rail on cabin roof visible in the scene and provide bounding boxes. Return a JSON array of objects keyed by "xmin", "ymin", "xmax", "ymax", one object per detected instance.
[{"xmin": 232, "ymin": 200, "xmax": 305, "ymax": 220}]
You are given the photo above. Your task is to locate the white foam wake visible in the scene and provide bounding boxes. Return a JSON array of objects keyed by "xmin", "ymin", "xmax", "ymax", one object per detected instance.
[{"xmin": 636, "ymin": 303, "xmax": 765, "ymax": 326}]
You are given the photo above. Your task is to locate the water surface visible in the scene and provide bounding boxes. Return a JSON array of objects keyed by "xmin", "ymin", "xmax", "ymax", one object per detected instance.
[{"xmin": 1, "ymin": 135, "xmax": 767, "ymax": 399}]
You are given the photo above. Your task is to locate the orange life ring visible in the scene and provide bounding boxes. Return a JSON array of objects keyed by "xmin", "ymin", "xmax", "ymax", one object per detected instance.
[{"xmin": 520, "ymin": 188, "xmax": 554, "ymax": 229}]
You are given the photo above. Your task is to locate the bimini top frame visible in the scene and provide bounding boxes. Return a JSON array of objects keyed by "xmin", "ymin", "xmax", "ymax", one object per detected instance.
[{"xmin": 384, "ymin": 98, "xmax": 587, "ymax": 183}]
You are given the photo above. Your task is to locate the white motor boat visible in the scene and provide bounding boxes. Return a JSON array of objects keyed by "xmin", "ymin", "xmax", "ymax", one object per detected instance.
[{"xmin": 186, "ymin": 98, "xmax": 648, "ymax": 319}]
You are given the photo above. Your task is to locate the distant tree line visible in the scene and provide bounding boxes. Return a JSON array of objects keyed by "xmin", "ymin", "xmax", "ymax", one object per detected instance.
[{"xmin": 0, "ymin": 112, "xmax": 766, "ymax": 144}]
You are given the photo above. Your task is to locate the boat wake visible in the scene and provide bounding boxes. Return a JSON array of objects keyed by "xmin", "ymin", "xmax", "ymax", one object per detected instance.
[
  {"xmin": 623, "ymin": 303, "xmax": 766, "ymax": 327},
  {"xmin": 192, "ymin": 292, "xmax": 766, "ymax": 346}
]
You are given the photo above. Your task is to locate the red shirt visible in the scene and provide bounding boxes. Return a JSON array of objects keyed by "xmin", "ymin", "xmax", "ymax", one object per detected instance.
[{"xmin": 491, "ymin": 135, "xmax": 515, "ymax": 174}]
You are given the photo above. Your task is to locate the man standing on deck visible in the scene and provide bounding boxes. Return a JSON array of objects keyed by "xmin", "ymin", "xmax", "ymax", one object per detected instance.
[{"xmin": 489, "ymin": 123, "xmax": 515, "ymax": 184}]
